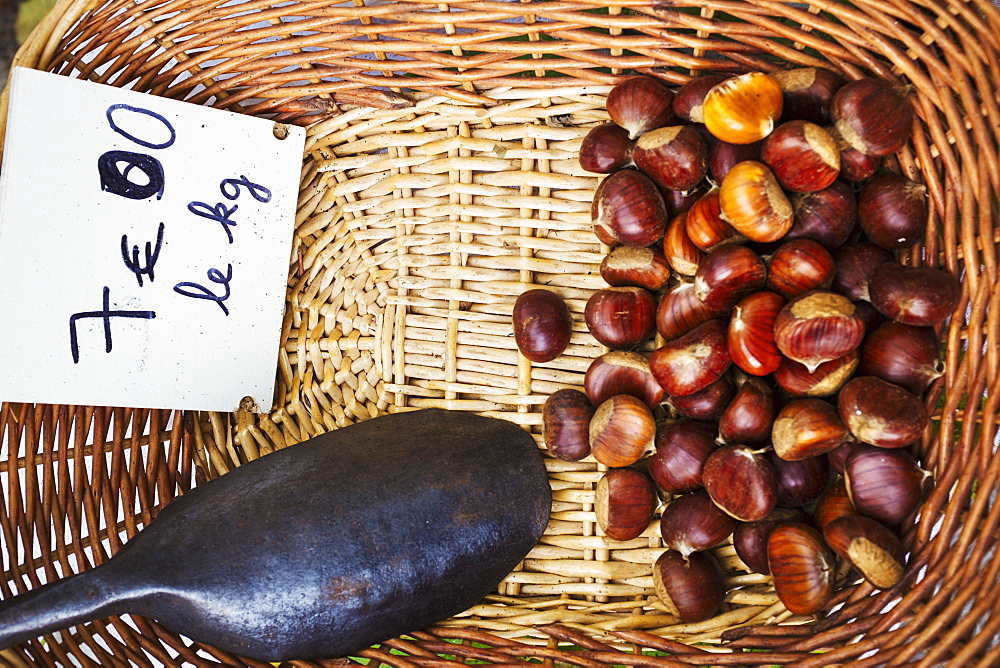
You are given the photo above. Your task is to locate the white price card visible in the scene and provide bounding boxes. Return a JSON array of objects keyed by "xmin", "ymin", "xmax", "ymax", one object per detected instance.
[{"xmin": 0, "ymin": 67, "xmax": 305, "ymax": 412}]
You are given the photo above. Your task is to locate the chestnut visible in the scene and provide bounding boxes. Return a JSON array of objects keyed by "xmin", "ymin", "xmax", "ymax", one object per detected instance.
[
  {"xmin": 837, "ymin": 376, "xmax": 929, "ymax": 449},
  {"xmin": 857, "ymin": 174, "xmax": 927, "ymax": 249},
  {"xmin": 858, "ymin": 321, "xmax": 942, "ymax": 395},
  {"xmin": 592, "ymin": 169, "xmax": 668, "ymax": 248},
  {"xmin": 733, "ymin": 507, "xmax": 809, "ymax": 574},
  {"xmin": 773, "ymin": 351, "xmax": 859, "ymax": 398},
  {"xmin": 760, "ymin": 120, "xmax": 840, "ymax": 193},
  {"xmin": 542, "ymin": 388, "xmax": 595, "ymax": 462},
  {"xmin": 813, "ymin": 478, "xmax": 859, "ymax": 530},
  {"xmin": 606, "ymin": 76, "xmax": 676, "ymax": 139},
  {"xmin": 659, "ymin": 490, "xmax": 738, "ymax": 556},
  {"xmin": 649, "ymin": 420, "xmax": 718, "ymax": 494},
  {"xmin": 584, "ymin": 286, "xmax": 657, "ymax": 350},
  {"xmin": 589, "ymin": 394, "xmax": 656, "ymax": 467},
  {"xmin": 838, "ymin": 146, "xmax": 881, "ymax": 182},
  {"xmin": 652, "ymin": 549, "xmax": 726, "ymax": 623},
  {"xmin": 668, "ymin": 371, "xmax": 735, "ymax": 420},
  {"xmin": 727, "ymin": 291, "xmax": 785, "ymax": 377},
  {"xmin": 823, "ymin": 515, "xmax": 905, "ymax": 589},
  {"xmin": 596, "ymin": 467, "xmax": 658, "ymax": 541},
  {"xmin": 579, "ymin": 122, "xmax": 634, "ymax": 174},
  {"xmin": 709, "ymin": 140, "xmax": 762, "ymax": 183},
  {"xmin": 512, "ymin": 288, "xmax": 573, "ymax": 363},
  {"xmin": 685, "ymin": 187, "xmax": 744, "ymax": 251},
  {"xmin": 826, "ymin": 440, "xmax": 861, "ymax": 476},
  {"xmin": 633, "ymin": 125, "xmax": 709, "ymax": 192},
  {"xmin": 772, "ymin": 67, "xmax": 846, "ymax": 125},
  {"xmin": 767, "ymin": 523, "xmax": 836, "ymax": 615},
  {"xmin": 655, "ymin": 282, "xmax": 725, "ymax": 342},
  {"xmin": 600, "ymin": 245, "xmax": 672, "ymax": 291},
  {"xmin": 831, "ymin": 77, "xmax": 913, "ymax": 157},
  {"xmin": 662, "ymin": 212, "xmax": 704, "ymax": 277},
  {"xmin": 702, "ymin": 72, "xmax": 784, "ymax": 144},
  {"xmin": 584, "ymin": 350, "xmax": 664, "ymax": 409},
  {"xmin": 772, "ymin": 398, "xmax": 851, "ymax": 461},
  {"xmin": 693, "ymin": 244, "xmax": 767, "ymax": 311},
  {"xmin": 844, "ymin": 445, "xmax": 929, "ymax": 525},
  {"xmin": 673, "ymin": 74, "xmax": 727, "ymax": 123},
  {"xmin": 718, "ymin": 160, "xmax": 794, "ymax": 242},
  {"xmin": 718, "ymin": 376, "xmax": 777, "ymax": 444},
  {"xmin": 773, "ymin": 291, "xmax": 865, "ymax": 373},
  {"xmin": 702, "ymin": 444, "xmax": 778, "ymax": 521},
  {"xmin": 785, "ymin": 181, "xmax": 857, "ymax": 250},
  {"xmin": 662, "ymin": 182, "xmax": 710, "ymax": 218},
  {"xmin": 853, "ymin": 299, "xmax": 887, "ymax": 333},
  {"xmin": 868, "ymin": 263, "xmax": 961, "ymax": 327},
  {"xmin": 649, "ymin": 319, "xmax": 732, "ymax": 397},
  {"xmin": 766, "ymin": 239, "xmax": 835, "ymax": 300},
  {"xmin": 830, "ymin": 242, "xmax": 894, "ymax": 302},
  {"xmin": 770, "ymin": 451, "xmax": 831, "ymax": 507}
]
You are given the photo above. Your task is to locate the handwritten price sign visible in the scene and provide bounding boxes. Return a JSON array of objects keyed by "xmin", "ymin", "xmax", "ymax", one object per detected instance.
[{"xmin": 0, "ymin": 68, "xmax": 304, "ymax": 412}]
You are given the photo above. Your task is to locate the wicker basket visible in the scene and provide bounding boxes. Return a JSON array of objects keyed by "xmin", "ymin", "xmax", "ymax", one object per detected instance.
[{"xmin": 1, "ymin": 0, "xmax": 999, "ymax": 665}]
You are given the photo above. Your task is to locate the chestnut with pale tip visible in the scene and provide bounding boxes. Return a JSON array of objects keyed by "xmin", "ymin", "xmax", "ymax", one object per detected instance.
[
  {"xmin": 655, "ymin": 282, "xmax": 725, "ymax": 343},
  {"xmin": 633, "ymin": 125, "xmax": 710, "ymax": 192},
  {"xmin": 649, "ymin": 319, "xmax": 732, "ymax": 397},
  {"xmin": 868, "ymin": 263, "xmax": 961, "ymax": 327},
  {"xmin": 830, "ymin": 77, "xmax": 913, "ymax": 157},
  {"xmin": 595, "ymin": 468, "xmax": 658, "ymax": 541},
  {"xmin": 659, "ymin": 490, "xmax": 738, "ymax": 557},
  {"xmin": 718, "ymin": 160, "xmax": 794, "ymax": 242},
  {"xmin": 589, "ymin": 394, "xmax": 656, "ymax": 467},
  {"xmin": 773, "ymin": 351, "xmax": 859, "ymax": 398},
  {"xmin": 771, "ymin": 67, "xmax": 846, "ymax": 125},
  {"xmin": 512, "ymin": 288, "xmax": 573, "ymax": 363},
  {"xmin": 823, "ymin": 515, "xmax": 906, "ymax": 590},
  {"xmin": 652, "ymin": 550, "xmax": 726, "ymax": 623},
  {"xmin": 600, "ymin": 245, "xmax": 672, "ymax": 291},
  {"xmin": 673, "ymin": 74, "xmax": 727, "ymax": 123},
  {"xmin": 542, "ymin": 388, "xmax": 595, "ymax": 462},
  {"xmin": 702, "ymin": 444, "xmax": 779, "ymax": 522},
  {"xmin": 773, "ymin": 290, "xmax": 865, "ymax": 373},
  {"xmin": 767, "ymin": 522, "xmax": 836, "ymax": 615},
  {"xmin": 663, "ymin": 212, "xmax": 704, "ymax": 277},
  {"xmin": 760, "ymin": 120, "xmax": 841, "ymax": 193},
  {"xmin": 702, "ymin": 72, "xmax": 784, "ymax": 144},
  {"xmin": 837, "ymin": 376, "xmax": 929, "ymax": 449},
  {"xmin": 772, "ymin": 398, "xmax": 852, "ymax": 461},
  {"xmin": 584, "ymin": 350, "xmax": 663, "ymax": 409},
  {"xmin": 592, "ymin": 169, "xmax": 668, "ymax": 248},
  {"xmin": 579, "ymin": 122, "xmax": 634, "ymax": 174},
  {"xmin": 606, "ymin": 76, "xmax": 676, "ymax": 139}
]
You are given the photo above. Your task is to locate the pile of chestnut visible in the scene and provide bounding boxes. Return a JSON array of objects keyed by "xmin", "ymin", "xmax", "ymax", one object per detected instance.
[{"xmin": 513, "ymin": 69, "xmax": 961, "ymax": 622}]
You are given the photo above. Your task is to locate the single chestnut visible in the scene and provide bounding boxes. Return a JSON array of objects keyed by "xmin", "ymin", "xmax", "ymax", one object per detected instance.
[
  {"xmin": 633, "ymin": 125, "xmax": 710, "ymax": 191},
  {"xmin": 659, "ymin": 490, "xmax": 738, "ymax": 556},
  {"xmin": 589, "ymin": 394, "xmax": 656, "ymax": 467},
  {"xmin": 770, "ymin": 452, "xmax": 831, "ymax": 507},
  {"xmin": 649, "ymin": 319, "xmax": 732, "ymax": 396},
  {"xmin": 673, "ymin": 74, "xmax": 728, "ymax": 123},
  {"xmin": 823, "ymin": 515, "xmax": 906, "ymax": 589},
  {"xmin": 773, "ymin": 351, "xmax": 859, "ymax": 398},
  {"xmin": 668, "ymin": 371, "xmax": 736, "ymax": 420},
  {"xmin": 652, "ymin": 549, "xmax": 726, "ymax": 622},
  {"xmin": 512, "ymin": 288, "xmax": 573, "ymax": 363},
  {"xmin": 837, "ymin": 376, "xmax": 929, "ymax": 449},
  {"xmin": 585, "ymin": 286, "xmax": 657, "ymax": 350},
  {"xmin": 831, "ymin": 77, "xmax": 913, "ymax": 157},
  {"xmin": 579, "ymin": 122, "xmax": 634, "ymax": 174},
  {"xmin": 542, "ymin": 388, "xmax": 595, "ymax": 462},
  {"xmin": 595, "ymin": 467, "xmax": 658, "ymax": 541},
  {"xmin": 693, "ymin": 244, "xmax": 767, "ymax": 311},
  {"xmin": 592, "ymin": 169, "xmax": 668, "ymax": 248},
  {"xmin": 649, "ymin": 420, "xmax": 718, "ymax": 494},
  {"xmin": 702, "ymin": 72, "xmax": 784, "ymax": 144},
  {"xmin": 584, "ymin": 350, "xmax": 664, "ymax": 409},
  {"xmin": 868, "ymin": 263, "xmax": 961, "ymax": 327},
  {"xmin": 727, "ymin": 291, "xmax": 786, "ymax": 376},
  {"xmin": 845, "ymin": 445, "xmax": 929, "ymax": 525},
  {"xmin": 857, "ymin": 174, "xmax": 927, "ymax": 249},
  {"xmin": 606, "ymin": 76, "xmax": 676, "ymax": 139},
  {"xmin": 858, "ymin": 321, "xmax": 942, "ymax": 395},
  {"xmin": 773, "ymin": 291, "xmax": 866, "ymax": 372},
  {"xmin": 766, "ymin": 239, "xmax": 835, "ymax": 300},
  {"xmin": 718, "ymin": 376, "xmax": 777, "ymax": 444},
  {"xmin": 767, "ymin": 522, "xmax": 836, "ymax": 615},
  {"xmin": 709, "ymin": 140, "xmax": 762, "ymax": 183},
  {"xmin": 772, "ymin": 67, "xmax": 846, "ymax": 125},
  {"xmin": 772, "ymin": 398, "xmax": 851, "ymax": 461},
  {"xmin": 600, "ymin": 245, "xmax": 672, "ymax": 291},
  {"xmin": 838, "ymin": 146, "xmax": 881, "ymax": 182},
  {"xmin": 813, "ymin": 478, "xmax": 859, "ymax": 530},
  {"xmin": 663, "ymin": 212, "xmax": 704, "ymax": 277},
  {"xmin": 655, "ymin": 282, "xmax": 725, "ymax": 342},
  {"xmin": 718, "ymin": 160, "xmax": 794, "ymax": 242},
  {"xmin": 702, "ymin": 444, "xmax": 779, "ymax": 521},
  {"xmin": 685, "ymin": 187, "xmax": 744, "ymax": 251},
  {"xmin": 760, "ymin": 120, "xmax": 840, "ymax": 192},
  {"xmin": 830, "ymin": 242, "xmax": 894, "ymax": 302},
  {"xmin": 786, "ymin": 181, "xmax": 857, "ymax": 250},
  {"xmin": 733, "ymin": 507, "xmax": 809, "ymax": 574}
]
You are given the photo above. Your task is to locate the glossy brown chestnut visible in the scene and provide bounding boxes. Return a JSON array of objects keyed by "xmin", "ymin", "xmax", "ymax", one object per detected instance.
[
  {"xmin": 734, "ymin": 507, "xmax": 809, "ymax": 575},
  {"xmin": 659, "ymin": 491, "xmax": 738, "ymax": 557},
  {"xmin": 595, "ymin": 467, "xmax": 658, "ymax": 541},
  {"xmin": 579, "ymin": 122, "xmax": 634, "ymax": 174},
  {"xmin": 655, "ymin": 282, "xmax": 725, "ymax": 342},
  {"xmin": 589, "ymin": 394, "xmax": 656, "ymax": 467},
  {"xmin": 668, "ymin": 371, "xmax": 735, "ymax": 420},
  {"xmin": 663, "ymin": 212, "xmax": 704, "ymax": 277},
  {"xmin": 542, "ymin": 388, "xmax": 595, "ymax": 462},
  {"xmin": 823, "ymin": 515, "xmax": 906, "ymax": 589},
  {"xmin": 584, "ymin": 350, "xmax": 664, "ymax": 409},
  {"xmin": 845, "ymin": 445, "xmax": 929, "ymax": 525},
  {"xmin": 600, "ymin": 245, "xmax": 672, "ymax": 291},
  {"xmin": 837, "ymin": 376, "xmax": 929, "ymax": 448},
  {"xmin": 685, "ymin": 188, "xmax": 744, "ymax": 251},
  {"xmin": 662, "ymin": 182, "xmax": 710, "ymax": 218},
  {"xmin": 813, "ymin": 478, "xmax": 859, "ymax": 530},
  {"xmin": 719, "ymin": 160, "xmax": 794, "ymax": 242},
  {"xmin": 761, "ymin": 120, "xmax": 841, "ymax": 192},
  {"xmin": 786, "ymin": 181, "xmax": 857, "ymax": 250},
  {"xmin": 853, "ymin": 300, "xmax": 887, "ymax": 333},
  {"xmin": 633, "ymin": 125, "xmax": 710, "ymax": 192},
  {"xmin": 673, "ymin": 74, "xmax": 728, "ymax": 123},
  {"xmin": 770, "ymin": 452, "xmax": 831, "ymax": 507},
  {"xmin": 512, "ymin": 288, "xmax": 573, "ymax": 363},
  {"xmin": 859, "ymin": 321, "xmax": 942, "ymax": 395},
  {"xmin": 649, "ymin": 420, "xmax": 718, "ymax": 494},
  {"xmin": 652, "ymin": 549, "xmax": 726, "ymax": 623},
  {"xmin": 709, "ymin": 140, "xmax": 762, "ymax": 183},
  {"xmin": 838, "ymin": 146, "xmax": 882, "ymax": 182},
  {"xmin": 693, "ymin": 244, "xmax": 767, "ymax": 311},
  {"xmin": 585, "ymin": 286, "xmax": 657, "ymax": 350},
  {"xmin": 728, "ymin": 291, "xmax": 785, "ymax": 376},
  {"xmin": 773, "ymin": 351, "xmax": 859, "ymax": 398},
  {"xmin": 868, "ymin": 263, "xmax": 961, "ymax": 327},
  {"xmin": 772, "ymin": 67, "xmax": 846, "ymax": 125},
  {"xmin": 767, "ymin": 523, "xmax": 836, "ymax": 615},
  {"xmin": 826, "ymin": 440, "xmax": 861, "ymax": 476},
  {"xmin": 772, "ymin": 398, "xmax": 852, "ymax": 461},
  {"xmin": 766, "ymin": 239, "xmax": 835, "ymax": 300},
  {"xmin": 857, "ymin": 174, "xmax": 928, "ymax": 250},
  {"xmin": 592, "ymin": 169, "xmax": 668, "ymax": 248},
  {"xmin": 831, "ymin": 78, "xmax": 913, "ymax": 157},
  {"xmin": 702, "ymin": 444, "xmax": 779, "ymax": 521},
  {"xmin": 607, "ymin": 76, "xmax": 676, "ymax": 139},
  {"xmin": 718, "ymin": 376, "xmax": 777, "ymax": 444},
  {"xmin": 649, "ymin": 319, "xmax": 732, "ymax": 397},
  {"xmin": 703, "ymin": 73, "xmax": 784, "ymax": 144},
  {"xmin": 830, "ymin": 242, "xmax": 894, "ymax": 302},
  {"xmin": 773, "ymin": 291, "xmax": 866, "ymax": 372}
]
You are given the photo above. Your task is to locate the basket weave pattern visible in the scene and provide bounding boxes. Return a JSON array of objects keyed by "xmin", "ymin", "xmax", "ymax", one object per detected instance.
[{"xmin": 2, "ymin": 0, "xmax": 1000, "ymax": 665}]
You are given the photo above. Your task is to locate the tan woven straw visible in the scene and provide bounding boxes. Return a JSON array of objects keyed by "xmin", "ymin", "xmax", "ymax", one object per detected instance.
[{"xmin": 1, "ymin": 0, "xmax": 999, "ymax": 664}]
